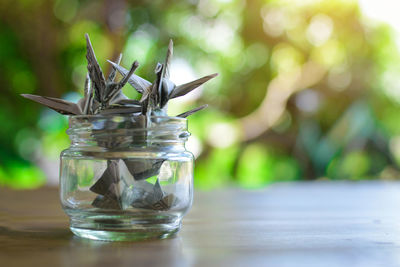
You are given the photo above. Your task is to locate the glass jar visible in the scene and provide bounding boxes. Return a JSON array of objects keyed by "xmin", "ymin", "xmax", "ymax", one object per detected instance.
[{"xmin": 60, "ymin": 115, "xmax": 194, "ymax": 241}]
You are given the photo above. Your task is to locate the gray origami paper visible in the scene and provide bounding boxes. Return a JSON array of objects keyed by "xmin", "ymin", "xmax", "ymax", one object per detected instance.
[
  {"xmin": 91, "ymin": 160, "xmax": 123, "ymax": 209},
  {"xmin": 21, "ymin": 94, "xmax": 83, "ymax": 115},
  {"xmin": 130, "ymin": 179, "xmax": 165, "ymax": 209},
  {"xmin": 107, "ymin": 61, "xmax": 152, "ymax": 94},
  {"xmin": 150, "ymin": 194, "xmax": 177, "ymax": 211},
  {"xmin": 123, "ymin": 159, "xmax": 164, "ymax": 181},
  {"xmin": 85, "ymin": 33, "xmax": 107, "ymax": 103},
  {"xmin": 177, "ymin": 104, "xmax": 208, "ymax": 118}
]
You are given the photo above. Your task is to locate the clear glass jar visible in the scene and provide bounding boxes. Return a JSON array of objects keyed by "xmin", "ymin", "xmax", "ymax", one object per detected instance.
[{"xmin": 60, "ymin": 115, "xmax": 194, "ymax": 241}]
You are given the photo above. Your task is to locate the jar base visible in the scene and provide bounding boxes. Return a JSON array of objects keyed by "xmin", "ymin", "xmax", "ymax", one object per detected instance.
[
  {"xmin": 70, "ymin": 226, "xmax": 180, "ymax": 241},
  {"xmin": 69, "ymin": 215, "xmax": 181, "ymax": 241}
]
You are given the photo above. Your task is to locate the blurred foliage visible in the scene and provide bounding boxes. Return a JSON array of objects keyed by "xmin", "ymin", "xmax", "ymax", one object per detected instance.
[{"xmin": 1, "ymin": 0, "xmax": 400, "ymax": 189}]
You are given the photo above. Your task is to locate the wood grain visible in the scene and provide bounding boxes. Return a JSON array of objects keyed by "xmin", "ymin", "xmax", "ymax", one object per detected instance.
[{"xmin": 1, "ymin": 182, "xmax": 400, "ymax": 267}]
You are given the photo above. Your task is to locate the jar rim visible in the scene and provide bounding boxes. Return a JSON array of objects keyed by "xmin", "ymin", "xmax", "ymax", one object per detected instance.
[
  {"xmin": 67, "ymin": 114, "xmax": 189, "ymax": 136},
  {"xmin": 66, "ymin": 114, "xmax": 190, "ymax": 148},
  {"xmin": 68, "ymin": 114, "xmax": 187, "ymax": 121}
]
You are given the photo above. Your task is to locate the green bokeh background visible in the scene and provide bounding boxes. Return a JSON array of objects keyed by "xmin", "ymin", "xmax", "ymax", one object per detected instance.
[{"xmin": 1, "ymin": 0, "xmax": 400, "ymax": 189}]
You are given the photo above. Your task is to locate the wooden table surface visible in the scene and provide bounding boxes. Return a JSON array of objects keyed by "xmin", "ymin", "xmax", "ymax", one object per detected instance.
[{"xmin": 1, "ymin": 181, "xmax": 400, "ymax": 267}]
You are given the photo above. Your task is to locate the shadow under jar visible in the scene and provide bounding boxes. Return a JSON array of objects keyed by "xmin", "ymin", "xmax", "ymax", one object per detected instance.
[{"xmin": 60, "ymin": 115, "xmax": 194, "ymax": 241}]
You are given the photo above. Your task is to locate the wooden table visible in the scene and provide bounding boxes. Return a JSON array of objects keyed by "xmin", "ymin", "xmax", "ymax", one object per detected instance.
[{"xmin": 1, "ymin": 182, "xmax": 400, "ymax": 267}]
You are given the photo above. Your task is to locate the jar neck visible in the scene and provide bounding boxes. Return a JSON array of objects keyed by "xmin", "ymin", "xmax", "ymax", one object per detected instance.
[{"xmin": 66, "ymin": 115, "xmax": 190, "ymax": 151}]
